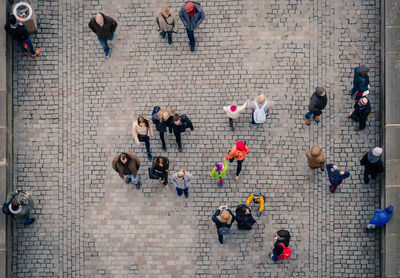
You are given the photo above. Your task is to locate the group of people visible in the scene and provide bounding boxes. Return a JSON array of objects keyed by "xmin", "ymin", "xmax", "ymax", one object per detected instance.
[{"xmin": 3, "ymin": 1, "xmax": 393, "ymax": 265}]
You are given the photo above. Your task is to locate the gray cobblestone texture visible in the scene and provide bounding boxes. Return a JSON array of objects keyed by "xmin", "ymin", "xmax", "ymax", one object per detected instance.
[{"xmin": 11, "ymin": 0, "xmax": 381, "ymax": 277}]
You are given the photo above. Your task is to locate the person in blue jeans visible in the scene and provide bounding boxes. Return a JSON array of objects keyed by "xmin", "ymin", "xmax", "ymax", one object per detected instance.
[
  {"xmin": 305, "ymin": 87, "xmax": 327, "ymax": 125},
  {"xmin": 4, "ymin": 14, "xmax": 40, "ymax": 57},
  {"xmin": 89, "ymin": 13, "xmax": 118, "ymax": 59},
  {"xmin": 326, "ymin": 164, "xmax": 350, "ymax": 193},
  {"xmin": 5, "ymin": 189, "xmax": 35, "ymax": 225},
  {"xmin": 112, "ymin": 152, "xmax": 141, "ymax": 189},
  {"xmin": 179, "ymin": 1, "xmax": 206, "ymax": 52},
  {"xmin": 171, "ymin": 169, "xmax": 193, "ymax": 198}
]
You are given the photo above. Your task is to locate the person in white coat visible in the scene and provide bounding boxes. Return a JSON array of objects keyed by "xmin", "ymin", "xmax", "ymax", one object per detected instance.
[{"xmin": 223, "ymin": 101, "xmax": 247, "ymax": 131}]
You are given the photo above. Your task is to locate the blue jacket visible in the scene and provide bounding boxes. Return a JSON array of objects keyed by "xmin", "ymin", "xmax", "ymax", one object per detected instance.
[
  {"xmin": 353, "ymin": 67, "xmax": 369, "ymax": 92},
  {"xmin": 326, "ymin": 164, "xmax": 350, "ymax": 186},
  {"xmin": 369, "ymin": 206, "xmax": 394, "ymax": 226},
  {"xmin": 179, "ymin": 1, "xmax": 206, "ymax": 31}
]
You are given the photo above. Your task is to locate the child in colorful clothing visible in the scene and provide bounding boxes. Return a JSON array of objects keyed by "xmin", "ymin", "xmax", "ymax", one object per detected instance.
[
  {"xmin": 225, "ymin": 140, "xmax": 250, "ymax": 180},
  {"xmin": 210, "ymin": 160, "xmax": 229, "ymax": 187},
  {"xmin": 246, "ymin": 189, "xmax": 264, "ymax": 217}
]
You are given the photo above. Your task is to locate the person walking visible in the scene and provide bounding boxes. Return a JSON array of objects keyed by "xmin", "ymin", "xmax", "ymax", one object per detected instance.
[
  {"xmin": 132, "ymin": 116, "xmax": 155, "ymax": 161},
  {"xmin": 305, "ymin": 87, "xmax": 327, "ymax": 125},
  {"xmin": 179, "ymin": 1, "xmax": 206, "ymax": 52},
  {"xmin": 223, "ymin": 101, "xmax": 247, "ymax": 131},
  {"xmin": 154, "ymin": 6, "xmax": 178, "ymax": 45},
  {"xmin": 88, "ymin": 13, "xmax": 118, "ymax": 59},
  {"xmin": 306, "ymin": 146, "xmax": 325, "ymax": 171},
  {"xmin": 247, "ymin": 94, "xmax": 272, "ymax": 127},
  {"xmin": 210, "ymin": 160, "xmax": 229, "ymax": 187},
  {"xmin": 365, "ymin": 205, "xmax": 394, "ymax": 232},
  {"xmin": 235, "ymin": 204, "xmax": 256, "ymax": 230},
  {"xmin": 348, "ymin": 97, "xmax": 371, "ymax": 131},
  {"xmin": 350, "ymin": 65, "xmax": 370, "ymax": 99},
  {"xmin": 170, "ymin": 113, "xmax": 194, "ymax": 152},
  {"xmin": 4, "ymin": 14, "xmax": 40, "ymax": 57},
  {"xmin": 149, "ymin": 156, "xmax": 169, "ymax": 186},
  {"xmin": 171, "ymin": 169, "xmax": 193, "ymax": 198},
  {"xmin": 112, "ymin": 152, "xmax": 141, "ymax": 189},
  {"xmin": 326, "ymin": 163, "xmax": 350, "ymax": 193},
  {"xmin": 151, "ymin": 106, "xmax": 174, "ymax": 151},
  {"xmin": 3, "ymin": 189, "xmax": 35, "ymax": 225},
  {"xmin": 225, "ymin": 140, "xmax": 250, "ymax": 180},
  {"xmin": 246, "ymin": 189, "xmax": 265, "ymax": 217},
  {"xmin": 212, "ymin": 205, "xmax": 235, "ymax": 244},
  {"xmin": 269, "ymin": 230, "xmax": 292, "ymax": 262},
  {"xmin": 360, "ymin": 147, "xmax": 384, "ymax": 184}
]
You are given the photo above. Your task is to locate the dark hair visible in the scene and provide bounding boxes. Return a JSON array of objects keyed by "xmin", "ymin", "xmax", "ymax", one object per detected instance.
[
  {"xmin": 173, "ymin": 113, "xmax": 180, "ymax": 122},
  {"xmin": 120, "ymin": 153, "xmax": 128, "ymax": 160},
  {"xmin": 137, "ymin": 116, "xmax": 150, "ymax": 128},
  {"xmin": 154, "ymin": 156, "xmax": 168, "ymax": 166},
  {"xmin": 8, "ymin": 14, "xmax": 17, "ymax": 25},
  {"xmin": 274, "ymin": 244, "xmax": 284, "ymax": 255},
  {"xmin": 240, "ymin": 206, "xmax": 249, "ymax": 214},
  {"xmin": 11, "ymin": 199, "xmax": 20, "ymax": 211},
  {"xmin": 277, "ymin": 230, "xmax": 286, "ymax": 238}
]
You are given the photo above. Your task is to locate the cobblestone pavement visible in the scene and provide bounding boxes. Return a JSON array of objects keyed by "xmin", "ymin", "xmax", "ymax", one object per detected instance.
[{"xmin": 11, "ymin": 0, "xmax": 381, "ymax": 277}]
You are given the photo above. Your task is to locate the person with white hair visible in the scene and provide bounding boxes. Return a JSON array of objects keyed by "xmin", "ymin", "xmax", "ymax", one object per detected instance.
[
  {"xmin": 360, "ymin": 147, "xmax": 384, "ymax": 184},
  {"xmin": 88, "ymin": 13, "xmax": 118, "ymax": 59}
]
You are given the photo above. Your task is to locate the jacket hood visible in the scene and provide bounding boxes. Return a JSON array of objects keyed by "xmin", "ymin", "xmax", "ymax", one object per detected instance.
[
  {"xmin": 310, "ymin": 146, "xmax": 322, "ymax": 157},
  {"xmin": 367, "ymin": 152, "xmax": 379, "ymax": 163},
  {"xmin": 385, "ymin": 205, "xmax": 394, "ymax": 214}
]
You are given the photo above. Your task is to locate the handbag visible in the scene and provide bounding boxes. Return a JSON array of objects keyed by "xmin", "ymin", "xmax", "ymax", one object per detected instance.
[
  {"xmin": 148, "ymin": 167, "xmax": 159, "ymax": 179},
  {"xmin": 218, "ymin": 227, "xmax": 230, "ymax": 235}
]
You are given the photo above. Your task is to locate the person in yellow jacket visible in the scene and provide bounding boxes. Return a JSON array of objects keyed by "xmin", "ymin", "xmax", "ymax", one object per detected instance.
[{"xmin": 246, "ymin": 189, "xmax": 264, "ymax": 217}]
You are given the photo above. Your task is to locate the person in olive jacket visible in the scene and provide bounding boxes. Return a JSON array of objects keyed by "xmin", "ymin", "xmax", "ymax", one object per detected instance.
[
  {"xmin": 88, "ymin": 13, "xmax": 118, "ymax": 59},
  {"xmin": 179, "ymin": 1, "xmax": 206, "ymax": 52},
  {"xmin": 305, "ymin": 87, "xmax": 327, "ymax": 125},
  {"xmin": 154, "ymin": 6, "xmax": 178, "ymax": 45},
  {"xmin": 360, "ymin": 147, "xmax": 384, "ymax": 184},
  {"xmin": 170, "ymin": 113, "xmax": 194, "ymax": 152},
  {"xmin": 5, "ymin": 189, "xmax": 35, "ymax": 225},
  {"xmin": 4, "ymin": 14, "xmax": 40, "ymax": 57},
  {"xmin": 212, "ymin": 205, "xmax": 235, "ymax": 244},
  {"xmin": 112, "ymin": 152, "xmax": 141, "ymax": 189},
  {"xmin": 235, "ymin": 204, "xmax": 256, "ymax": 230},
  {"xmin": 348, "ymin": 97, "xmax": 371, "ymax": 131}
]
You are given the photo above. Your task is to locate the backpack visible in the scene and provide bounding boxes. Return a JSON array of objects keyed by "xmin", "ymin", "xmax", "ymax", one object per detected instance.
[
  {"xmin": 218, "ymin": 227, "xmax": 230, "ymax": 235},
  {"xmin": 277, "ymin": 243, "xmax": 292, "ymax": 260},
  {"xmin": 253, "ymin": 100, "xmax": 268, "ymax": 124},
  {"xmin": 2, "ymin": 202, "xmax": 11, "ymax": 215}
]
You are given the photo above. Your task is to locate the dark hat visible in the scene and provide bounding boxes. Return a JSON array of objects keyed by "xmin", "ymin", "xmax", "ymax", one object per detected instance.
[
  {"xmin": 315, "ymin": 87, "xmax": 325, "ymax": 96},
  {"xmin": 359, "ymin": 65, "xmax": 370, "ymax": 74}
]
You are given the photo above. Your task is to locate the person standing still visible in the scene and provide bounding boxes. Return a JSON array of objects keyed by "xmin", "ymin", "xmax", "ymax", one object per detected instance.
[
  {"xmin": 4, "ymin": 14, "xmax": 40, "ymax": 57},
  {"xmin": 89, "ymin": 13, "xmax": 118, "ymax": 59},
  {"xmin": 179, "ymin": 1, "xmax": 206, "ymax": 52},
  {"xmin": 112, "ymin": 152, "xmax": 141, "ymax": 189},
  {"xmin": 305, "ymin": 87, "xmax": 327, "ymax": 126},
  {"xmin": 171, "ymin": 169, "xmax": 193, "ymax": 198},
  {"xmin": 154, "ymin": 6, "xmax": 178, "ymax": 45}
]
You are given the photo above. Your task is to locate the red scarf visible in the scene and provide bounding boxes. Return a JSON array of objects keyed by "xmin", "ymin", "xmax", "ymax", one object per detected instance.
[{"xmin": 187, "ymin": 6, "xmax": 196, "ymax": 18}]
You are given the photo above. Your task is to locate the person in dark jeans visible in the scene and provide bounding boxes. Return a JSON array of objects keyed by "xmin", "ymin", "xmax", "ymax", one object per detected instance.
[
  {"xmin": 151, "ymin": 107, "xmax": 174, "ymax": 151},
  {"xmin": 212, "ymin": 205, "xmax": 235, "ymax": 244},
  {"xmin": 225, "ymin": 140, "xmax": 250, "ymax": 181},
  {"xmin": 348, "ymin": 97, "xmax": 371, "ymax": 131},
  {"xmin": 360, "ymin": 147, "xmax": 384, "ymax": 184},
  {"xmin": 170, "ymin": 113, "xmax": 194, "ymax": 152},
  {"xmin": 235, "ymin": 204, "xmax": 256, "ymax": 230},
  {"xmin": 4, "ymin": 14, "xmax": 40, "ymax": 57},
  {"xmin": 305, "ymin": 87, "xmax": 327, "ymax": 125},
  {"xmin": 88, "ymin": 13, "xmax": 118, "ymax": 59},
  {"xmin": 350, "ymin": 65, "xmax": 369, "ymax": 99},
  {"xmin": 179, "ymin": 1, "xmax": 206, "ymax": 52},
  {"xmin": 149, "ymin": 156, "xmax": 169, "ymax": 186},
  {"xmin": 154, "ymin": 6, "xmax": 178, "ymax": 45},
  {"xmin": 326, "ymin": 164, "xmax": 350, "ymax": 193},
  {"xmin": 5, "ymin": 189, "xmax": 35, "ymax": 225}
]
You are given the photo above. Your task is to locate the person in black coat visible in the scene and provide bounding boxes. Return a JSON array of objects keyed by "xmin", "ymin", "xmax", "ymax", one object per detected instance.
[
  {"xmin": 305, "ymin": 87, "xmax": 328, "ymax": 125},
  {"xmin": 348, "ymin": 97, "xmax": 371, "ymax": 131},
  {"xmin": 149, "ymin": 156, "xmax": 169, "ymax": 185},
  {"xmin": 350, "ymin": 65, "xmax": 369, "ymax": 98},
  {"xmin": 212, "ymin": 205, "xmax": 235, "ymax": 244},
  {"xmin": 360, "ymin": 147, "xmax": 384, "ymax": 184},
  {"xmin": 88, "ymin": 13, "xmax": 118, "ymax": 59},
  {"xmin": 235, "ymin": 204, "xmax": 256, "ymax": 230},
  {"xmin": 170, "ymin": 113, "xmax": 194, "ymax": 152},
  {"xmin": 4, "ymin": 14, "xmax": 40, "ymax": 57},
  {"xmin": 151, "ymin": 107, "xmax": 174, "ymax": 151}
]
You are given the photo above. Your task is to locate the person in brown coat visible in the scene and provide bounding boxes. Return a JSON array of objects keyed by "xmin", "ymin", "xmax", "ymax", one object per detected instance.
[
  {"xmin": 306, "ymin": 146, "xmax": 325, "ymax": 171},
  {"xmin": 112, "ymin": 152, "xmax": 141, "ymax": 189},
  {"xmin": 154, "ymin": 6, "xmax": 178, "ymax": 45}
]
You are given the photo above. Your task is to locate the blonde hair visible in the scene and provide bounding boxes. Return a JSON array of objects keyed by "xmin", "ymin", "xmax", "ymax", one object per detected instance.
[
  {"xmin": 161, "ymin": 6, "xmax": 170, "ymax": 16},
  {"xmin": 257, "ymin": 93, "xmax": 266, "ymax": 104},
  {"xmin": 217, "ymin": 210, "xmax": 232, "ymax": 224},
  {"xmin": 159, "ymin": 109, "xmax": 173, "ymax": 121},
  {"xmin": 177, "ymin": 169, "xmax": 186, "ymax": 178}
]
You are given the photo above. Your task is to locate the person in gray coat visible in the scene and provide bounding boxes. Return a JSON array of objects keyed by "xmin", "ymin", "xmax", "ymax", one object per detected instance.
[
  {"xmin": 171, "ymin": 169, "xmax": 193, "ymax": 198},
  {"xmin": 179, "ymin": 1, "xmax": 206, "ymax": 52},
  {"xmin": 4, "ymin": 189, "xmax": 35, "ymax": 225}
]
